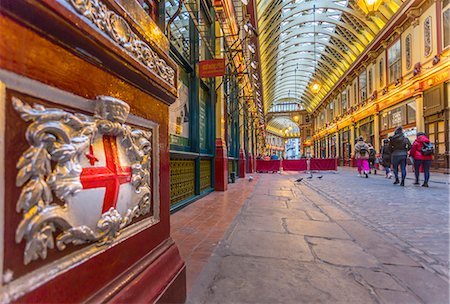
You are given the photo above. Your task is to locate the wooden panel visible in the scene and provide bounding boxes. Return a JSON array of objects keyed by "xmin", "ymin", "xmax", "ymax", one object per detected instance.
[
  {"xmin": 170, "ymin": 159, "xmax": 195, "ymax": 206},
  {"xmin": 200, "ymin": 159, "xmax": 212, "ymax": 192}
]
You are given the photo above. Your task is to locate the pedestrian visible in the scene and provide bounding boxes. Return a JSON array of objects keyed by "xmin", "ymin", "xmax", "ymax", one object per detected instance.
[
  {"xmin": 389, "ymin": 126, "xmax": 411, "ymax": 186},
  {"xmin": 410, "ymin": 131, "xmax": 434, "ymax": 187},
  {"xmin": 256, "ymin": 154, "xmax": 262, "ymax": 160},
  {"xmin": 354, "ymin": 136, "xmax": 370, "ymax": 178},
  {"xmin": 270, "ymin": 152, "xmax": 279, "ymax": 160},
  {"xmin": 368, "ymin": 143, "xmax": 377, "ymax": 174},
  {"xmin": 380, "ymin": 138, "xmax": 392, "ymax": 178}
]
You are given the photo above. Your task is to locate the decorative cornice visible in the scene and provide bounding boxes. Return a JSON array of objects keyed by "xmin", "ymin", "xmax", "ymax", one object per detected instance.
[{"xmin": 66, "ymin": 0, "xmax": 175, "ymax": 86}]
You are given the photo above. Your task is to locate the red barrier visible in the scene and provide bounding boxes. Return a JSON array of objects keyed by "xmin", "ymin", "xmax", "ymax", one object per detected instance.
[
  {"xmin": 310, "ymin": 158, "xmax": 337, "ymax": 170},
  {"xmin": 256, "ymin": 160, "xmax": 281, "ymax": 172},
  {"xmin": 282, "ymin": 160, "xmax": 307, "ymax": 171}
]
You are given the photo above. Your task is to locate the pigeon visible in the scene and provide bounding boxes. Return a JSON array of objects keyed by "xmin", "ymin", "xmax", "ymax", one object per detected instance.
[
  {"xmin": 248, "ymin": 176, "xmax": 254, "ymax": 182},
  {"xmin": 317, "ymin": 175, "xmax": 323, "ymax": 179},
  {"xmin": 295, "ymin": 178, "xmax": 303, "ymax": 182},
  {"xmin": 307, "ymin": 175, "xmax": 313, "ymax": 179}
]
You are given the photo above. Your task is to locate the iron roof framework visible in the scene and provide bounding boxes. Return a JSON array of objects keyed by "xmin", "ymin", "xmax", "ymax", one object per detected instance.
[{"xmin": 257, "ymin": 0, "xmax": 404, "ymax": 131}]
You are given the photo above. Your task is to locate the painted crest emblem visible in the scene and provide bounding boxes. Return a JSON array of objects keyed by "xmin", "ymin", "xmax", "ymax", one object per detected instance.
[{"xmin": 13, "ymin": 96, "xmax": 155, "ymax": 265}]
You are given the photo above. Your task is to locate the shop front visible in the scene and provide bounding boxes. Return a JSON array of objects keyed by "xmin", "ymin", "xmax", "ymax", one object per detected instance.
[
  {"xmin": 356, "ymin": 116, "xmax": 374, "ymax": 145},
  {"xmin": 339, "ymin": 127, "xmax": 352, "ymax": 166},
  {"xmin": 423, "ymin": 82, "xmax": 449, "ymax": 171},
  {"xmin": 379, "ymin": 98, "xmax": 417, "ymax": 149}
]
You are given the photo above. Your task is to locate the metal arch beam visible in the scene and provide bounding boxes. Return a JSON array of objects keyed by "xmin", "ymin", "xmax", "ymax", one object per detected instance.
[
  {"xmin": 260, "ymin": 27, "xmax": 359, "ymax": 60},
  {"xmin": 258, "ymin": 1, "xmax": 380, "ymax": 37},
  {"xmin": 259, "ymin": 15, "xmax": 370, "ymax": 49},
  {"xmin": 261, "ymin": 38, "xmax": 354, "ymax": 71},
  {"xmin": 262, "ymin": 49, "xmax": 347, "ymax": 79},
  {"xmin": 261, "ymin": 54, "xmax": 344, "ymax": 88}
]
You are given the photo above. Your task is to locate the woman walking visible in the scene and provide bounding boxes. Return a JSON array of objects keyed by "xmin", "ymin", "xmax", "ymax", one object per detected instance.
[
  {"xmin": 380, "ymin": 138, "xmax": 392, "ymax": 178},
  {"xmin": 389, "ymin": 126, "xmax": 411, "ymax": 186},
  {"xmin": 410, "ymin": 132, "xmax": 434, "ymax": 187},
  {"xmin": 354, "ymin": 136, "xmax": 370, "ymax": 178}
]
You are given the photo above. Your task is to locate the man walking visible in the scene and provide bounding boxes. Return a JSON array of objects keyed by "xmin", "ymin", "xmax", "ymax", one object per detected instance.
[{"xmin": 389, "ymin": 126, "xmax": 411, "ymax": 186}]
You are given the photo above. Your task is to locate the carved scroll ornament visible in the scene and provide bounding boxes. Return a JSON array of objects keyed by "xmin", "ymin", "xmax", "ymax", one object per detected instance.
[
  {"xmin": 13, "ymin": 96, "xmax": 153, "ymax": 265},
  {"xmin": 66, "ymin": 0, "xmax": 175, "ymax": 86}
]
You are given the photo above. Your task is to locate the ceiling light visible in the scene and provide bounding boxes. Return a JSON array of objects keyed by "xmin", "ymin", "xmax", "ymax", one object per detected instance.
[
  {"xmin": 310, "ymin": 81, "xmax": 321, "ymax": 93},
  {"xmin": 241, "ymin": 0, "xmax": 248, "ymax": 5},
  {"xmin": 357, "ymin": 0, "xmax": 383, "ymax": 14},
  {"xmin": 251, "ymin": 61, "xmax": 258, "ymax": 69},
  {"xmin": 252, "ymin": 73, "xmax": 259, "ymax": 80}
]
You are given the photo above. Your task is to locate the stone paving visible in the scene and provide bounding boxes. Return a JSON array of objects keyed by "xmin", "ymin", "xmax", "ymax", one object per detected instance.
[{"xmin": 185, "ymin": 171, "xmax": 449, "ymax": 304}]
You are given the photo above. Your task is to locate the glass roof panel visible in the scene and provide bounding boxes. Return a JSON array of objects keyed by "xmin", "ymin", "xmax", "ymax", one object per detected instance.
[{"xmin": 257, "ymin": 0, "xmax": 404, "ymax": 123}]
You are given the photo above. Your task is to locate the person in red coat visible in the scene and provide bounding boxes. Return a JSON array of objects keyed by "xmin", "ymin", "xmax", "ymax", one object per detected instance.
[{"xmin": 410, "ymin": 132, "xmax": 433, "ymax": 187}]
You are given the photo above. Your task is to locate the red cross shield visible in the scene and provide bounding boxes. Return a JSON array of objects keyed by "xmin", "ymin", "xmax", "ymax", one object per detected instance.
[{"xmin": 66, "ymin": 134, "xmax": 137, "ymax": 229}]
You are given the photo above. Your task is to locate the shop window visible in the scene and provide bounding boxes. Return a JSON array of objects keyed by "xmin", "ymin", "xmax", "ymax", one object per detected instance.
[
  {"xmin": 166, "ymin": 0, "xmax": 190, "ymax": 60},
  {"xmin": 407, "ymin": 102, "xmax": 416, "ymax": 124},
  {"xmin": 388, "ymin": 39, "xmax": 401, "ymax": 84},
  {"xmin": 379, "ymin": 58, "xmax": 384, "ymax": 87},
  {"xmin": 368, "ymin": 69, "xmax": 373, "ymax": 95},
  {"xmin": 342, "ymin": 90, "xmax": 347, "ymax": 111},
  {"xmin": 359, "ymin": 71, "xmax": 367, "ymax": 101},
  {"xmin": 169, "ymin": 68, "xmax": 190, "ymax": 146},
  {"xmin": 424, "ymin": 16, "xmax": 432, "ymax": 57},
  {"xmin": 443, "ymin": 1, "xmax": 450, "ymax": 49},
  {"xmin": 405, "ymin": 34, "xmax": 412, "ymax": 70}
]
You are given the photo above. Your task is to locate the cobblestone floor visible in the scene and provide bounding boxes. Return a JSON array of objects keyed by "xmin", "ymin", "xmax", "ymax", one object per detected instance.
[{"xmin": 181, "ymin": 170, "xmax": 449, "ymax": 304}]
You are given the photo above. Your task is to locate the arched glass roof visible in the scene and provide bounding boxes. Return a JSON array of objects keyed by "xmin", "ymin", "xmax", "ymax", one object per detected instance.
[{"xmin": 257, "ymin": 0, "xmax": 405, "ymax": 114}]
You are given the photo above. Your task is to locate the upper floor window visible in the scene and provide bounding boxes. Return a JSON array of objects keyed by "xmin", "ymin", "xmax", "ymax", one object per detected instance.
[
  {"xmin": 379, "ymin": 58, "xmax": 384, "ymax": 87},
  {"xmin": 359, "ymin": 71, "xmax": 367, "ymax": 102},
  {"xmin": 342, "ymin": 91, "xmax": 347, "ymax": 111},
  {"xmin": 405, "ymin": 34, "xmax": 412, "ymax": 70},
  {"xmin": 443, "ymin": 0, "xmax": 450, "ymax": 49},
  {"xmin": 388, "ymin": 40, "xmax": 401, "ymax": 84},
  {"xmin": 424, "ymin": 16, "xmax": 432, "ymax": 57}
]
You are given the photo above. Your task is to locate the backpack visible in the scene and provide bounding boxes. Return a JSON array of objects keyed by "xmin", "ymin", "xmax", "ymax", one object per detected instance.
[
  {"xmin": 369, "ymin": 148, "xmax": 376, "ymax": 160},
  {"xmin": 421, "ymin": 141, "xmax": 434, "ymax": 156},
  {"xmin": 359, "ymin": 145, "xmax": 368, "ymax": 156}
]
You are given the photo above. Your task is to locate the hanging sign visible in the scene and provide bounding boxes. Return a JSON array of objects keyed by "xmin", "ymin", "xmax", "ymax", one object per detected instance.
[{"xmin": 199, "ymin": 58, "xmax": 226, "ymax": 78}]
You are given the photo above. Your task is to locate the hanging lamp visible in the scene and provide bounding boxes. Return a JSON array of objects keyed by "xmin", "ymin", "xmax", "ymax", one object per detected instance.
[{"xmin": 309, "ymin": 4, "xmax": 321, "ymax": 94}]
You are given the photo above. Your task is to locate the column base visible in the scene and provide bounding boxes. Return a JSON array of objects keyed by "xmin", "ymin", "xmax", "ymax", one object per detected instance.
[
  {"xmin": 239, "ymin": 149, "xmax": 246, "ymax": 178},
  {"xmin": 247, "ymin": 153, "xmax": 254, "ymax": 173}
]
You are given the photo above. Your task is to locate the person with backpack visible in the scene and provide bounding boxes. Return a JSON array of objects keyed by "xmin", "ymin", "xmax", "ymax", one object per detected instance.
[
  {"xmin": 354, "ymin": 136, "xmax": 370, "ymax": 178},
  {"xmin": 380, "ymin": 138, "xmax": 392, "ymax": 178},
  {"xmin": 368, "ymin": 143, "xmax": 377, "ymax": 174},
  {"xmin": 389, "ymin": 126, "xmax": 411, "ymax": 186},
  {"xmin": 410, "ymin": 132, "xmax": 434, "ymax": 187}
]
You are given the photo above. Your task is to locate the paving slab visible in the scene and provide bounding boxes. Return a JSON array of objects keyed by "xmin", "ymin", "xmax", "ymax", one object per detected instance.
[
  {"xmin": 305, "ymin": 210, "xmax": 330, "ymax": 221},
  {"xmin": 247, "ymin": 198, "xmax": 288, "ymax": 209},
  {"xmin": 229, "ymin": 229, "xmax": 314, "ymax": 261},
  {"xmin": 190, "ymin": 256, "xmax": 375, "ymax": 304},
  {"xmin": 286, "ymin": 219, "xmax": 350, "ymax": 239},
  {"xmin": 384, "ymin": 265, "xmax": 450, "ymax": 303},
  {"xmin": 242, "ymin": 206, "xmax": 310, "ymax": 219},
  {"xmin": 234, "ymin": 214, "xmax": 285, "ymax": 233},
  {"xmin": 306, "ymin": 237, "xmax": 380, "ymax": 267},
  {"xmin": 354, "ymin": 268, "xmax": 405, "ymax": 291},
  {"xmin": 375, "ymin": 289, "xmax": 422, "ymax": 304}
]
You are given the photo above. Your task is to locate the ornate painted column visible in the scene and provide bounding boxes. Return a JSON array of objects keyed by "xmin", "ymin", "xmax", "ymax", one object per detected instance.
[
  {"xmin": 415, "ymin": 92, "xmax": 425, "ymax": 132},
  {"xmin": 214, "ymin": 22, "xmax": 228, "ymax": 191},
  {"xmin": 373, "ymin": 114, "xmax": 381, "ymax": 152}
]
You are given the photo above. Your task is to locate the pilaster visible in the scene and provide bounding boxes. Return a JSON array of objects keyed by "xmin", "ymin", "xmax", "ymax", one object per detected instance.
[
  {"xmin": 373, "ymin": 114, "xmax": 380, "ymax": 152},
  {"xmin": 415, "ymin": 93, "xmax": 425, "ymax": 132}
]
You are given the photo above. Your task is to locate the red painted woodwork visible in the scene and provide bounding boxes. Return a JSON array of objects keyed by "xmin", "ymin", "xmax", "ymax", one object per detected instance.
[
  {"xmin": 0, "ymin": 5, "xmax": 185, "ymax": 302},
  {"xmin": 282, "ymin": 160, "xmax": 308, "ymax": 171},
  {"xmin": 80, "ymin": 136, "xmax": 132, "ymax": 213},
  {"xmin": 247, "ymin": 153, "xmax": 254, "ymax": 173},
  {"xmin": 310, "ymin": 158, "xmax": 338, "ymax": 171},
  {"xmin": 215, "ymin": 138, "xmax": 228, "ymax": 191},
  {"xmin": 239, "ymin": 149, "xmax": 246, "ymax": 178},
  {"xmin": 256, "ymin": 160, "xmax": 281, "ymax": 172}
]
